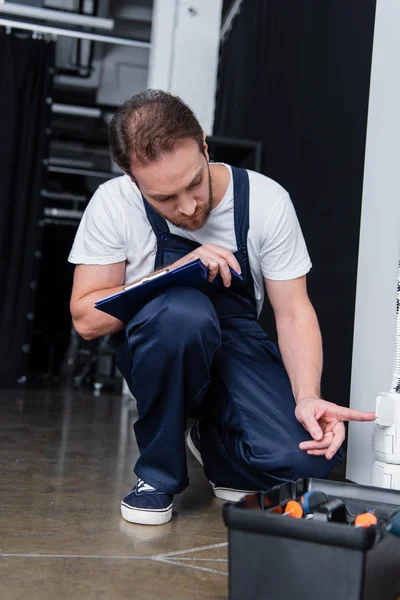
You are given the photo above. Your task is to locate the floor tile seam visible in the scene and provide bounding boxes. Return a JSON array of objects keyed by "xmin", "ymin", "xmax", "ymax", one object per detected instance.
[
  {"xmin": 153, "ymin": 557, "xmax": 227, "ymax": 576},
  {"xmin": 0, "ymin": 553, "xmax": 150, "ymax": 560},
  {"xmin": 153, "ymin": 542, "xmax": 228, "ymax": 559},
  {"xmin": 0, "ymin": 553, "xmax": 228, "ymax": 576},
  {"xmin": 167, "ymin": 558, "xmax": 228, "ymax": 562},
  {"xmin": 0, "ymin": 552, "xmax": 228, "ymax": 562},
  {"xmin": 0, "ymin": 542, "xmax": 229, "ymax": 563}
]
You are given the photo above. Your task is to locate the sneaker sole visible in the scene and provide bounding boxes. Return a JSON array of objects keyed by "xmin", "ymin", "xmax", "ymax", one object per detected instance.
[
  {"xmin": 186, "ymin": 428, "xmax": 203, "ymax": 466},
  {"xmin": 211, "ymin": 485, "xmax": 255, "ymax": 502},
  {"xmin": 186, "ymin": 428, "xmax": 255, "ymax": 503},
  {"xmin": 121, "ymin": 502, "xmax": 173, "ymax": 525}
]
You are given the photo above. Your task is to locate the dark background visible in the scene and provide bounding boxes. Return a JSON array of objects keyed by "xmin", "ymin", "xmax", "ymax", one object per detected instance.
[
  {"xmin": 0, "ymin": 1, "xmax": 377, "ymax": 404},
  {"xmin": 214, "ymin": 0, "xmax": 376, "ymax": 406}
]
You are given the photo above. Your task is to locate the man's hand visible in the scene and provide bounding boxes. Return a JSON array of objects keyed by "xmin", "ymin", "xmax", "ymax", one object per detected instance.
[
  {"xmin": 173, "ymin": 244, "xmax": 241, "ymax": 287},
  {"xmin": 295, "ymin": 396, "xmax": 376, "ymax": 460}
]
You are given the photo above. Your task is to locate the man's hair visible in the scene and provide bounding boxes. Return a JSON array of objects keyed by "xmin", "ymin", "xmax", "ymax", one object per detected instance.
[{"xmin": 109, "ymin": 89, "xmax": 205, "ymax": 173}]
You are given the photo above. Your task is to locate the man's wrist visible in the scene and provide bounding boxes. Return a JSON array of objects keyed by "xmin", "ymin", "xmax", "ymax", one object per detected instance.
[{"xmin": 294, "ymin": 392, "xmax": 321, "ymax": 405}]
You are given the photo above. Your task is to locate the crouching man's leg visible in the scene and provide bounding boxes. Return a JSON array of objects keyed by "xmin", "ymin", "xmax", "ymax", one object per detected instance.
[
  {"xmin": 191, "ymin": 322, "xmax": 343, "ymax": 499},
  {"xmin": 114, "ymin": 287, "xmax": 221, "ymax": 524}
]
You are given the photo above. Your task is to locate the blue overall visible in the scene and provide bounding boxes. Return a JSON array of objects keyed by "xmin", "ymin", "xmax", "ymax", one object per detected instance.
[{"xmin": 114, "ymin": 167, "xmax": 342, "ymax": 494}]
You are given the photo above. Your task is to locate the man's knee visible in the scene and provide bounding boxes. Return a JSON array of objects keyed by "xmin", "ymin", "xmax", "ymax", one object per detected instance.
[
  {"xmin": 245, "ymin": 445, "xmax": 341, "ymax": 483},
  {"xmin": 127, "ymin": 287, "xmax": 222, "ymax": 348},
  {"xmin": 165, "ymin": 287, "xmax": 219, "ymax": 330},
  {"xmin": 285, "ymin": 448, "xmax": 342, "ymax": 480}
]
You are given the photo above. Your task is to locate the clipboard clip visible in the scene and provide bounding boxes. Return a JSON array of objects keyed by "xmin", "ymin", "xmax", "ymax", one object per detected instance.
[{"xmin": 123, "ymin": 268, "xmax": 169, "ymax": 291}]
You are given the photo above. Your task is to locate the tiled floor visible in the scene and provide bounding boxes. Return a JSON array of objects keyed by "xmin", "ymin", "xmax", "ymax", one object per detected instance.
[
  {"xmin": 2, "ymin": 388, "xmax": 399, "ymax": 600},
  {"xmin": 0, "ymin": 388, "xmax": 228, "ymax": 600}
]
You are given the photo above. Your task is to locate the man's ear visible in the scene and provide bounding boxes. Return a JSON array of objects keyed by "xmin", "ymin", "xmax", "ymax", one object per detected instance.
[
  {"xmin": 202, "ymin": 131, "xmax": 209, "ymax": 162},
  {"xmin": 124, "ymin": 170, "xmax": 139, "ymax": 187}
]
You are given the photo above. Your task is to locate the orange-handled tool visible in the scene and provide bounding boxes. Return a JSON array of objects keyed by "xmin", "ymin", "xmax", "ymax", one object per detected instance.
[
  {"xmin": 283, "ymin": 500, "xmax": 303, "ymax": 519},
  {"xmin": 354, "ymin": 512, "xmax": 378, "ymax": 528}
]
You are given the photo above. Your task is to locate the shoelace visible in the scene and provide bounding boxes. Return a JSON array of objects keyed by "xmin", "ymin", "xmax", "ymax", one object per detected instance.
[{"xmin": 136, "ymin": 478, "xmax": 157, "ymax": 494}]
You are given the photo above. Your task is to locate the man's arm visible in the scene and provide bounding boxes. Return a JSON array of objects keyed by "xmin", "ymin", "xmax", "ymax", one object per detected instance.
[
  {"xmin": 70, "ymin": 262, "xmax": 127, "ymax": 340},
  {"xmin": 71, "ymin": 244, "xmax": 242, "ymax": 341},
  {"xmin": 265, "ymin": 275, "xmax": 375, "ymax": 458},
  {"xmin": 265, "ymin": 275, "xmax": 322, "ymax": 402}
]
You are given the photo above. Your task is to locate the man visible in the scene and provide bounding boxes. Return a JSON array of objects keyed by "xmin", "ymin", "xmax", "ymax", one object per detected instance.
[{"xmin": 69, "ymin": 90, "xmax": 375, "ymax": 526}]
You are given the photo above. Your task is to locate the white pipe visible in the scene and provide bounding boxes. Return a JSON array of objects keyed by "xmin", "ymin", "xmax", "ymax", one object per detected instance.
[
  {"xmin": 47, "ymin": 165, "xmax": 118, "ymax": 178},
  {"xmin": 52, "ymin": 104, "xmax": 101, "ymax": 118},
  {"xmin": 48, "ymin": 157, "xmax": 94, "ymax": 169},
  {"xmin": 0, "ymin": 2, "xmax": 114, "ymax": 30},
  {"xmin": 44, "ymin": 207, "xmax": 83, "ymax": 219},
  {"xmin": 0, "ymin": 18, "xmax": 151, "ymax": 49},
  {"xmin": 391, "ymin": 248, "xmax": 400, "ymax": 393}
]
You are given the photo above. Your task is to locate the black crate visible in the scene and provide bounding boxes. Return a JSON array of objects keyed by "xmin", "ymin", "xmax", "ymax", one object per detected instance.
[{"xmin": 223, "ymin": 478, "xmax": 400, "ymax": 600}]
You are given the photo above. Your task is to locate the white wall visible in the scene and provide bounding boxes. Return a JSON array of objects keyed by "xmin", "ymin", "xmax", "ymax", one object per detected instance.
[
  {"xmin": 148, "ymin": 0, "xmax": 222, "ymax": 135},
  {"xmin": 347, "ymin": 0, "xmax": 400, "ymax": 484}
]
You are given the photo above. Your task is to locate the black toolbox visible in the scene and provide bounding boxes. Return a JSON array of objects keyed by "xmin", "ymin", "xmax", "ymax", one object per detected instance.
[{"xmin": 223, "ymin": 478, "xmax": 400, "ymax": 600}]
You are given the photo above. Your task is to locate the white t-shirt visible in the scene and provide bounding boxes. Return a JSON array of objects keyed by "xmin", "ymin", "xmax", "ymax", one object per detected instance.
[{"xmin": 68, "ymin": 164, "xmax": 312, "ymax": 316}]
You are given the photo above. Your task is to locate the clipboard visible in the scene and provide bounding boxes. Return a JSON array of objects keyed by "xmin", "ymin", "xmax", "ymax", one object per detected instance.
[{"xmin": 94, "ymin": 258, "xmax": 243, "ymax": 323}]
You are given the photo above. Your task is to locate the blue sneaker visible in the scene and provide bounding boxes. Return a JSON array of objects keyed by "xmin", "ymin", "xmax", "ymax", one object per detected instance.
[
  {"xmin": 186, "ymin": 422, "xmax": 256, "ymax": 502},
  {"xmin": 121, "ymin": 478, "xmax": 173, "ymax": 525}
]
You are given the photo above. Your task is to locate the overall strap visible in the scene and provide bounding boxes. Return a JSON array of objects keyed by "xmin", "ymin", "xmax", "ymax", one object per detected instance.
[
  {"xmin": 143, "ymin": 196, "xmax": 170, "ymax": 239},
  {"xmin": 231, "ymin": 166, "xmax": 250, "ymax": 255}
]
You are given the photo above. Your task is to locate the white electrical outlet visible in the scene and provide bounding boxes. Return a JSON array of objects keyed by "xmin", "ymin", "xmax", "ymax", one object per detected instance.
[{"xmin": 372, "ymin": 392, "xmax": 400, "ymax": 489}]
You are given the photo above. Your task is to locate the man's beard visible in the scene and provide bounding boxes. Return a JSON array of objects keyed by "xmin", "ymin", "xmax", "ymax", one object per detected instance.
[{"xmin": 157, "ymin": 165, "xmax": 213, "ymax": 232}]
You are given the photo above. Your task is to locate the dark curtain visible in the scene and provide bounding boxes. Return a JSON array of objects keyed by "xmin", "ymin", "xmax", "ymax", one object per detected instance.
[
  {"xmin": 214, "ymin": 1, "xmax": 376, "ymax": 407},
  {"xmin": 28, "ymin": 223, "xmax": 77, "ymax": 381},
  {"xmin": 0, "ymin": 29, "xmax": 55, "ymax": 386}
]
